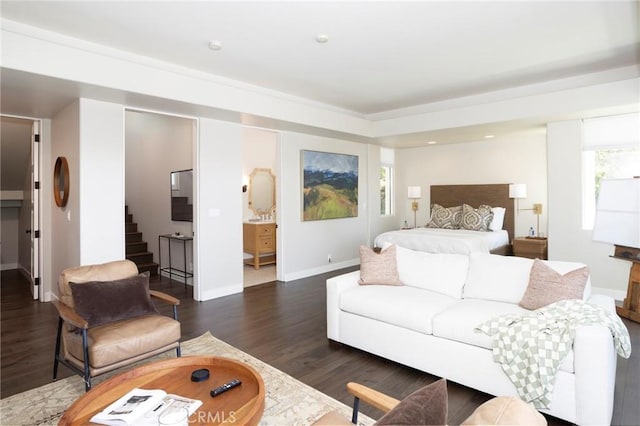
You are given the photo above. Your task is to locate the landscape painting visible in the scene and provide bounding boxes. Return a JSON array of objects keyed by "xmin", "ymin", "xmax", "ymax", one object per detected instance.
[{"xmin": 302, "ymin": 150, "xmax": 358, "ymax": 221}]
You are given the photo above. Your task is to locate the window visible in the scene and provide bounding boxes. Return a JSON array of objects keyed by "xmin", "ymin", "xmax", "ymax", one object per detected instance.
[
  {"xmin": 582, "ymin": 113, "xmax": 640, "ymax": 229},
  {"xmin": 380, "ymin": 147, "xmax": 394, "ymax": 216}
]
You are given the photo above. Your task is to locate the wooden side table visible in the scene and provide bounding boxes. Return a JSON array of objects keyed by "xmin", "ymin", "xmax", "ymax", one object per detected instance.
[{"xmin": 513, "ymin": 237, "xmax": 548, "ymax": 260}]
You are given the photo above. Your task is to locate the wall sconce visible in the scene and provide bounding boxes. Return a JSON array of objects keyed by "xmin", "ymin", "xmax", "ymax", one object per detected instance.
[
  {"xmin": 509, "ymin": 183, "xmax": 543, "ymax": 236},
  {"xmin": 242, "ymin": 175, "xmax": 249, "ymax": 193},
  {"xmin": 408, "ymin": 186, "xmax": 422, "ymax": 228},
  {"xmin": 592, "ymin": 177, "xmax": 640, "ymax": 322}
]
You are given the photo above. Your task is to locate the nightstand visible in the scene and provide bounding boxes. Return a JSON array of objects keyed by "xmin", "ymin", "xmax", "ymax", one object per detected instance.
[{"xmin": 513, "ymin": 237, "xmax": 548, "ymax": 260}]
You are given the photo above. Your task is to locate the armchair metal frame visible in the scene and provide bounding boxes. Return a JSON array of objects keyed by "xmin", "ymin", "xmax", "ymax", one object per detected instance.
[{"xmin": 53, "ymin": 289, "xmax": 181, "ymax": 391}]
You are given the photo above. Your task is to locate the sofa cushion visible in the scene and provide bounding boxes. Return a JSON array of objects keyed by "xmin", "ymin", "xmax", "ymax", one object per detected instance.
[
  {"xmin": 359, "ymin": 245, "xmax": 402, "ymax": 286},
  {"xmin": 376, "ymin": 378, "xmax": 448, "ymax": 426},
  {"xmin": 463, "ymin": 253, "xmax": 592, "ymax": 304},
  {"xmin": 340, "ymin": 285, "xmax": 458, "ymax": 335},
  {"xmin": 433, "ymin": 299, "xmax": 575, "ymax": 373},
  {"xmin": 432, "ymin": 299, "xmax": 529, "ymax": 349},
  {"xmin": 519, "ymin": 259, "xmax": 589, "ymax": 310},
  {"xmin": 395, "ymin": 245, "xmax": 469, "ymax": 298}
]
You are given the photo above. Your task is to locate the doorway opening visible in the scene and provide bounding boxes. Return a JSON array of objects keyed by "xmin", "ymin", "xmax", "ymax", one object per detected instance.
[
  {"xmin": 242, "ymin": 127, "xmax": 278, "ymax": 287},
  {"xmin": 0, "ymin": 115, "xmax": 42, "ymax": 300}
]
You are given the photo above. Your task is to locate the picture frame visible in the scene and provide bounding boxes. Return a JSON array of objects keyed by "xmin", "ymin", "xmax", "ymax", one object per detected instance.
[{"xmin": 301, "ymin": 150, "xmax": 358, "ymax": 221}]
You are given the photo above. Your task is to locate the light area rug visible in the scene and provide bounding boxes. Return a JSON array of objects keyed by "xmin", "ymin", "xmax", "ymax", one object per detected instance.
[{"xmin": 0, "ymin": 332, "xmax": 374, "ymax": 426}]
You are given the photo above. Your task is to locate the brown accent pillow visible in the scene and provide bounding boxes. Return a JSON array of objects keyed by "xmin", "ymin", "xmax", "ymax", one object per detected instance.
[
  {"xmin": 375, "ymin": 378, "xmax": 448, "ymax": 425},
  {"xmin": 359, "ymin": 245, "xmax": 402, "ymax": 286},
  {"xmin": 519, "ymin": 259, "xmax": 589, "ymax": 310},
  {"xmin": 426, "ymin": 204, "xmax": 462, "ymax": 229},
  {"xmin": 70, "ymin": 271, "xmax": 158, "ymax": 327}
]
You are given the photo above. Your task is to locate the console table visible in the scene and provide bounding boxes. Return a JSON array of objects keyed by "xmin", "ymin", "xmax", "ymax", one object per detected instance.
[{"xmin": 158, "ymin": 234, "xmax": 193, "ymax": 289}]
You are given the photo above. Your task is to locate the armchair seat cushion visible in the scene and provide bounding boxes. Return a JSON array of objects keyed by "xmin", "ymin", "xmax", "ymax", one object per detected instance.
[{"xmin": 65, "ymin": 314, "xmax": 181, "ymax": 369}]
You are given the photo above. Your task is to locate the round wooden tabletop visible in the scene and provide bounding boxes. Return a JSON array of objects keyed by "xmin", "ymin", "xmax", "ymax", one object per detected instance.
[{"xmin": 58, "ymin": 355, "xmax": 265, "ymax": 425}]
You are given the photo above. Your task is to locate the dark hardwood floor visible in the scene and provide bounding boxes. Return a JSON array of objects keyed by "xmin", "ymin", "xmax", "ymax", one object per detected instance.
[{"xmin": 2, "ymin": 268, "xmax": 639, "ymax": 425}]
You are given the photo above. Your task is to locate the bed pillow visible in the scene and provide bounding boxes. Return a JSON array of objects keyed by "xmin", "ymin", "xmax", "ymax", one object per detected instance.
[
  {"xmin": 70, "ymin": 271, "xmax": 158, "ymax": 327},
  {"xmin": 426, "ymin": 204, "xmax": 462, "ymax": 229},
  {"xmin": 489, "ymin": 207, "xmax": 506, "ymax": 231},
  {"xmin": 359, "ymin": 244, "xmax": 402, "ymax": 286},
  {"xmin": 519, "ymin": 259, "xmax": 589, "ymax": 310},
  {"xmin": 460, "ymin": 204, "xmax": 494, "ymax": 231},
  {"xmin": 376, "ymin": 379, "xmax": 448, "ymax": 425}
]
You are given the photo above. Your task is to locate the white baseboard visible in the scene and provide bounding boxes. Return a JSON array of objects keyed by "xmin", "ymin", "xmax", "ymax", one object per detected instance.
[
  {"xmin": 1, "ymin": 263, "xmax": 18, "ymax": 271},
  {"xmin": 591, "ymin": 286, "xmax": 626, "ymax": 303},
  {"xmin": 283, "ymin": 258, "xmax": 359, "ymax": 282}
]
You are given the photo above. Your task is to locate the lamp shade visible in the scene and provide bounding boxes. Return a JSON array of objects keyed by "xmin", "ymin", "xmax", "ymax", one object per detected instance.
[
  {"xmin": 509, "ymin": 183, "xmax": 527, "ymax": 199},
  {"xmin": 592, "ymin": 178, "xmax": 640, "ymax": 248},
  {"xmin": 408, "ymin": 186, "xmax": 421, "ymax": 199}
]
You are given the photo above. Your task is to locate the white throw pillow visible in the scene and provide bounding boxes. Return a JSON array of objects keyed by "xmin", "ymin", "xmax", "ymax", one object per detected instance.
[
  {"xmin": 464, "ymin": 253, "xmax": 534, "ymax": 303},
  {"xmin": 489, "ymin": 207, "xmax": 506, "ymax": 231},
  {"xmin": 395, "ymin": 245, "xmax": 468, "ymax": 299},
  {"xmin": 464, "ymin": 253, "xmax": 592, "ymax": 303}
]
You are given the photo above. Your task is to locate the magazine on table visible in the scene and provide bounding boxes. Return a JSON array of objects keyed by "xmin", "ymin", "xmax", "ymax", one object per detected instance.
[{"xmin": 90, "ymin": 387, "xmax": 202, "ymax": 425}]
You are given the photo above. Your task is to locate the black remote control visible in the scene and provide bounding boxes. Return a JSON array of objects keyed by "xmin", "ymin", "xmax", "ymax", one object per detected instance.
[{"xmin": 210, "ymin": 379, "xmax": 242, "ymax": 397}]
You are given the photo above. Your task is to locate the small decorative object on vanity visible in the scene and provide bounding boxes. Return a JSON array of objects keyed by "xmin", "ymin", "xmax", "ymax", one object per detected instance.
[{"xmin": 513, "ymin": 236, "xmax": 548, "ymax": 260}]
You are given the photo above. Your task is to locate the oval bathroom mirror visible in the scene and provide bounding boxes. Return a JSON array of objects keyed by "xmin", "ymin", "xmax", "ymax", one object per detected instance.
[{"xmin": 53, "ymin": 156, "xmax": 69, "ymax": 207}]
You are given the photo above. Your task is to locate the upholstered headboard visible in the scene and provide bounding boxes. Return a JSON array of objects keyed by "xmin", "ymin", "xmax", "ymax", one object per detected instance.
[{"xmin": 430, "ymin": 184, "xmax": 515, "ymax": 245}]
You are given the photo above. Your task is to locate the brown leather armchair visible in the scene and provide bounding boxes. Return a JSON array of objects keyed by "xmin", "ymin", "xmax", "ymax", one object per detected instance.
[{"xmin": 52, "ymin": 260, "xmax": 181, "ymax": 391}]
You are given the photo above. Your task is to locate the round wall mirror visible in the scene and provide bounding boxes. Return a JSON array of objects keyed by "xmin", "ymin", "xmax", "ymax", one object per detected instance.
[{"xmin": 53, "ymin": 156, "xmax": 69, "ymax": 207}]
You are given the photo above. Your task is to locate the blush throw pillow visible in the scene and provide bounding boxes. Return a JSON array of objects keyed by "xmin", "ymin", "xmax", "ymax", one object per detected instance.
[
  {"xmin": 359, "ymin": 244, "xmax": 402, "ymax": 286},
  {"xmin": 519, "ymin": 259, "xmax": 589, "ymax": 310},
  {"xmin": 70, "ymin": 271, "xmax": 158, "ymax": 327},
  {"xmin": 426, "ymin": 204, "xmax": 462, "ymax": 229},
  {"xmin": 375, "ymin": 378, "xmax": 448, "ymax": 425}
]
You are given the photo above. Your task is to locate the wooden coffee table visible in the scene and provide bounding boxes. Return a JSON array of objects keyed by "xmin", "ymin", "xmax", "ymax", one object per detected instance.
[{"xmin": 58, "ymin": 356, "xmax": 265, "ymax": 425}]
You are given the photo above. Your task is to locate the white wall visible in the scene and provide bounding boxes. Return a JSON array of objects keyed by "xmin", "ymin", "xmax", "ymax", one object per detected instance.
[
  {"xmin": 196, "ymin": 118, "xmax": 243, "ymax": 301},
  {"xmin": 395, "ymin": 132, "xmax": 548, "ymax": 236},
  {"xmin": 547, "ymin": 120, "xmax": 628, "ymax": 297},
  {"xmin": 241, "ymin": 127, "xmax": 278, "ymax": 221},
  {"xmin": 367, "ymin": 144, "xmax": 399, "ymax": 243},
  {"xmin": 125, "ymin": 110, "xmax": 194, "ymax": 273},
  {"xmin": 279, "ymin": 132, "xmax": 369, "ymax": 281},
  {"xmin": 1, "ymin": 207, "xmax": 19, "ymax": 269},
  {"xmin": 78, "ymin": 99, "xmax": 125, "ymax": 265},
  {"xmin": 50, "ymin": 100, "xmax": 81, "ymax": 293}
]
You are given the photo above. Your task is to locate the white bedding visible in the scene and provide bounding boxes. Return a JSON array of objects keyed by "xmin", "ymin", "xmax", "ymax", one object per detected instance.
[{"xmin": 374, "ymin": 228, "xmax": 509, "ymax": 255}]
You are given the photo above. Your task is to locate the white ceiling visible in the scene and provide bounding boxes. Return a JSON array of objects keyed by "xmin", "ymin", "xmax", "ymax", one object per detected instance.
[{"xmin": 0, "ymin": 1, "xmax": 638, "ymax": 146}]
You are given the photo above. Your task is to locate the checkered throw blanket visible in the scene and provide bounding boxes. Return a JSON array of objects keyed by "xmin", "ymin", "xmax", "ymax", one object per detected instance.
[{"xmin": 475, "ymin": 299, "xmax": 631, "ymax": 408}]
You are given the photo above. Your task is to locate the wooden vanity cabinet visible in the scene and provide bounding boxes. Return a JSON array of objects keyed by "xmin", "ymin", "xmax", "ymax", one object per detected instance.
[{"xmin": 243, "ymin": 222, "xmax": 276, "ymax": 269}]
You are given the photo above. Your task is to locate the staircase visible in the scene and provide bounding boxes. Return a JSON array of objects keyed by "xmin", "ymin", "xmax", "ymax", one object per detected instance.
[{"xmin": 125, "ymin": 206, "xmax": 158, "ymax": 275}]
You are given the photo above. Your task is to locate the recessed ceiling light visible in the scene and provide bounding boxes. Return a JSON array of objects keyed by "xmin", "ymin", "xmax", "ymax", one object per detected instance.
[
  {"xmin": 315, "ymin": 34, "xmax": 329, "ymax": 43},
  {"xmin": 208, "ymin": 40, "xmax": 223, "ymax": 51},
  {"xmin": 427, "ymin": 141, "xmax": 437, "ymax": 145},
  {"xmin": 484, "ymin": 134, "xmax": 494, "ymax": 139}
]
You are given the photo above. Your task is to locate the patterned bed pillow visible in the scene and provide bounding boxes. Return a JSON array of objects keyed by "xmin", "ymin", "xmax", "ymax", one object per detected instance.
[
  {"xmin": 460, "ymin": 204, "xmax": 494, "ymax": 231},
  {"xmin": 426, "ymin": 204, "xmax": 462, "ymax": 229}
]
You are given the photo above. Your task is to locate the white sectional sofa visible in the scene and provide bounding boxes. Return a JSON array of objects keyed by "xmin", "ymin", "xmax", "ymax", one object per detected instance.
[{"xmin": 326, "ymin": 248, "xmax": 619, "ymax": 425}]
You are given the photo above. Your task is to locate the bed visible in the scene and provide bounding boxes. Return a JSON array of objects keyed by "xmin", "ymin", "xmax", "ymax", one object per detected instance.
[{"xmin": 374, "ymin": 184, "xmax": 514, "ymax": 255}]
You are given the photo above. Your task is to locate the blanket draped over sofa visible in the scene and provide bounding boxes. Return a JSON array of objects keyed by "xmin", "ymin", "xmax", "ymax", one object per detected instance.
[{"xmin": 476, "ymin": 299, "xmax": 631, "ymax": 408}]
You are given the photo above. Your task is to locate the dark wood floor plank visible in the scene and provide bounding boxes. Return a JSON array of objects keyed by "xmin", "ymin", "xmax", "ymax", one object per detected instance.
[{"xmin": 2, "ymin": 268, "xmax": 639, "ymax": 425}]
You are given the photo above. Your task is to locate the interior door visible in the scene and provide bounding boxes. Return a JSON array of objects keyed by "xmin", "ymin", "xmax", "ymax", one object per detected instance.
[{"xmin": 30, "ymin": 120, "xmax": 40, "ymax": 300}]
